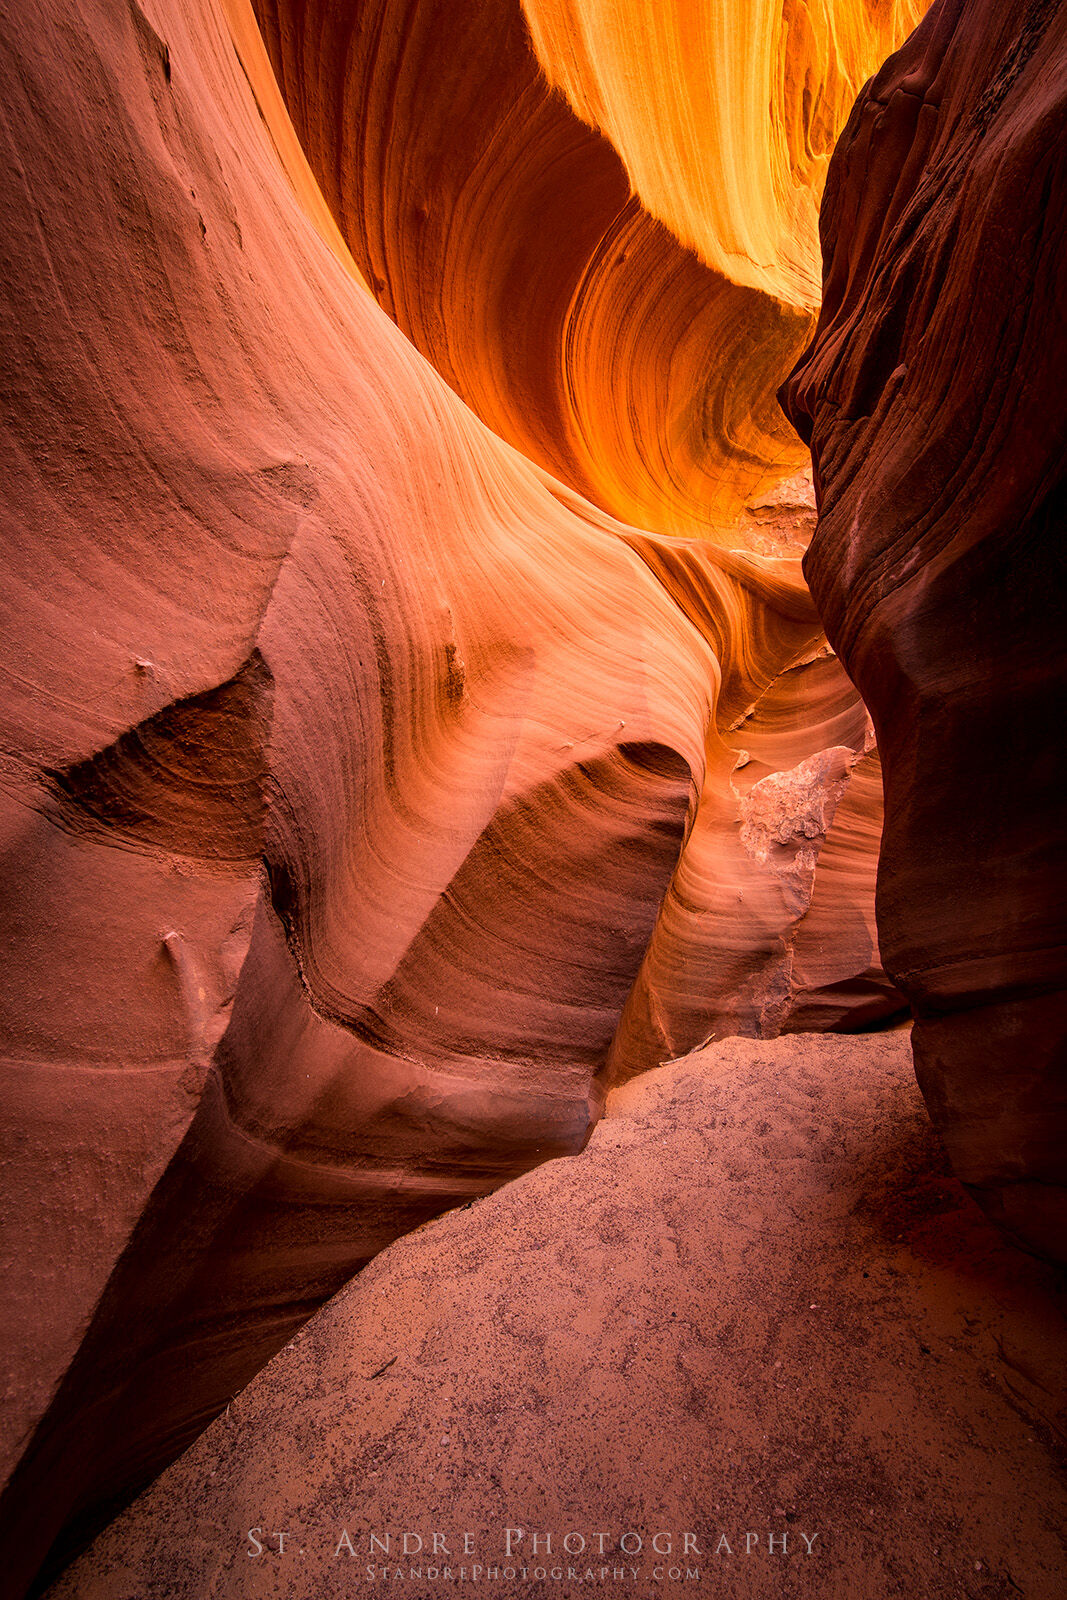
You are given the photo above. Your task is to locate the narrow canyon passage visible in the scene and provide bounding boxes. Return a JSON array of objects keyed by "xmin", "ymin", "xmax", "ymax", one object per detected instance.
[{"xmin": 0, "ymin": 0, "xmax": 1063, "ymax": 1596}]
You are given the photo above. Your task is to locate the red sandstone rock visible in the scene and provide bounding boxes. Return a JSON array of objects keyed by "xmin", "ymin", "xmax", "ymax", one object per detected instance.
[
  {"xmin": 781, "ymin": 0, "xmax": 1067, "ymax": 1261},
  {"xmin": 0, "ymin": 0, "xmax": 903, "ymax": 1588}
]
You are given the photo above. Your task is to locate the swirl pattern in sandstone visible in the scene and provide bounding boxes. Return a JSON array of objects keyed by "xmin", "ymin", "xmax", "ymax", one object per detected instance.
[
  {"xmin": 0, "ymin": 0, "xmax": 915, "ymax": 1592},
  {"xmin": 781, "ymin": 0, "xmax": 1067, "ymax": 1261},
  {"xmin": 522, "ymin": 0, "xmax": 928, "ymax": 309},
  {"xmin": 251, "ymin": 0, "xmax": 925, "ymax": 537},
  {"xmin": 251, "ymin": 0, "xmax": 807, "ymax": 535}
]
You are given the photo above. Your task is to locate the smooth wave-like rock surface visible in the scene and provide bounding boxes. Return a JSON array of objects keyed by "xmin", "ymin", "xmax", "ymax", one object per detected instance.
[
  {"xmin": 252, "ymin": 0, "xmax": 811, "ymax": 536},
  {"xmin": 50, "ymin": 1033, "xmax": 1067, "ymax": 1600},
  {"xmin": 522, "ymin": 0, "xmax": 927, "ymax": 309},
  {"xmin": 781, "ymin": 0, "xmax": 1067, "ymax": 1260},
  {"xmin": 0, "ymin": 0, "xmax": 904, "ymax": 1590}
]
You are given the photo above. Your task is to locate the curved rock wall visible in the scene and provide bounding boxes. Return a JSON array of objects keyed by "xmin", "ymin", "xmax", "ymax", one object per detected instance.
[
  {"xmin": 522, "ymin": 0, "xmax": 928, "ymax": 309},
  {"xmin": 251, "ymin": 0, "xmax": 926, "ymax": 540},
  {"xmin": 781, "ymin": 0, "xmax": 1067, "ymax": 1259},
  {"xmin": 251, "ymin": 0, "xmax": 814, "ymax": 536},
  {"xmin": 0, "ymin": 0, "xmax": 928, "ymax": 1592}
]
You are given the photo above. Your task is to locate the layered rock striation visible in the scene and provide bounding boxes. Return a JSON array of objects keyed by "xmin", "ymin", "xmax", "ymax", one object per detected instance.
[
  {"xmin": 8, "ymin": 0, "xmax": 1063, "ymax": 1594},
  {"xmin": 781, "ymin": 0, "xmax": 1067, "ymax": 1260},
  {"xmin": 251, "ymin": 0, "xmax": 812, "ymax": 536},
  {"xmin": 522, "ymin": 0, "xmax": 929, "ymax": 309},
  {"xmin": 0, "ymin": 0, "xmax": 915, "ymax": 1590}
]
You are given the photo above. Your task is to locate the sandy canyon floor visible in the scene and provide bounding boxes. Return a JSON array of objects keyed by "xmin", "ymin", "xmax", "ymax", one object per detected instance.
[{"xmin": 53, "ymin": 1031, "xmax": 1067, "ymax": 1600}]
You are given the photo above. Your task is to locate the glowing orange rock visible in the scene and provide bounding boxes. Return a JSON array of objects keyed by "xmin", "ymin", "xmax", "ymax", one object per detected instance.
[
  {"xmin": 0, "ymin": 0, "xmax": 906, "ymax": 1590},
  {"xmin": 522, "ymin": 0, "xmax": 928, "ymax": 309},
  {"xmin": 253, "ymin": 1, "xmax": 798, "ymax": 534}
]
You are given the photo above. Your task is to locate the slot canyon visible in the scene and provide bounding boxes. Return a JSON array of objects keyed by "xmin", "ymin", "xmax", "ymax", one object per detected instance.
[{"xmin": 0, "ymin": 0, "xmax": 1063, "ymax": 1596}]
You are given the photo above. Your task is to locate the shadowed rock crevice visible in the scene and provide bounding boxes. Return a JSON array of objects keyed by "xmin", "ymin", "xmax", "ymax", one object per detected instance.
[{"xmin": 43, "ymin": 653, "xmax": 274, "ymax": 860}]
